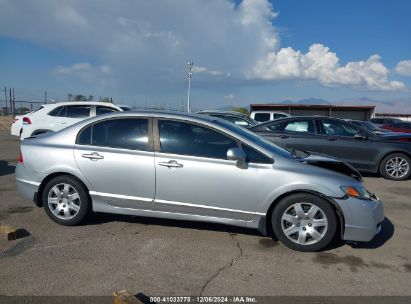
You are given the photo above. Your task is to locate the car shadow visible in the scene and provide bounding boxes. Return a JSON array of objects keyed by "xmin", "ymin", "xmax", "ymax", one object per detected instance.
[
  {"xmin": 360, "ymin": 172, "xmax": 381, "ymax": 178},
  {"xmin": 85, "ymin": 212, "xmax": 262, "ymax": 237},
  {"xmin": 349, "ymin": 217, "xmax": 394, "ymax": 249},
  {"xmin": 0, "ymin": 160, "xmax": 15, "ymax": 177},
  {"xmin": 84, "ymin": 213, "xmax": 393, "ymax": 250}
]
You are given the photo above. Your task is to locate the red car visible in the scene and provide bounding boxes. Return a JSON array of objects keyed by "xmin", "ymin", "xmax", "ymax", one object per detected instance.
[{"xmin": 381, "ymin": 122, "xmax": 411, "ymax": 133}]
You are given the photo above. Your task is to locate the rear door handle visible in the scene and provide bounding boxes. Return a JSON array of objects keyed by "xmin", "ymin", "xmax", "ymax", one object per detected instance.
[
  {"xmin": 326, "ymin": 137, "xmax": 338, "ymax": 141},
  {"xmin": 279, "ymin": 135, "xmax": 289, "ymax": 139},
  {"xmin": 82, "ymin": 152, "xmax": 104, "ymax": 161},
  {"xmin": 158, "ymin": 160, "xmax": 183, "ymax": 168}
]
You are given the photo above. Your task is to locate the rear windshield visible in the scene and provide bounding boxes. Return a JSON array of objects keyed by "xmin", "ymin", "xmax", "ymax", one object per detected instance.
[{"xmin": 254, "ymin": 113, "xmax": 270, "ymax": 122}]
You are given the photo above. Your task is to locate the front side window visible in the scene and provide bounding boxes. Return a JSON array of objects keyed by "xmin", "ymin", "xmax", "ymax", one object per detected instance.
[
  {"xmin": 254, "ymin": 113, "xmax": 270, "ymax": 122},
  {"xmin": 267, "ymin": 119, "xmax": 316, "ymax": 133},
  {"xmin": 158, "ymin": 120, "xmax": 238, "ymax": 159},
  {"xmin": 320, "ymin": 119, "xmax": 359, "ymax": 137},
  {"xmin": 66, "ymin": 105, "xmax": 91, "ymax": 118},
  {"xmin": 370, "ymin": 118, "xmax": 384, "ymax": 124},
  {"xmin": 96, "ymin": 106, "xmax": 118, "ymax": 115},
  {"xmin": 242, "ymin": 144, "xmax": 273, "ymax": 164},
  {"xmin": 273, "ymin": 113, "xmax": 287, "ymax": 119},
  {"xmin": 77, "ymin": 118, "xmax": 149, "ymax": 150}
]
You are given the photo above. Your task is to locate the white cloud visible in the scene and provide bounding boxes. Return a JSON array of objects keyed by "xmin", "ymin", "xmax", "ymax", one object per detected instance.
[
  {"xmin": 192, "ymin": 66, "xmax": 224, "ymax": 76},
  {"xmin": 54, "ymin": 62, "xmax": 112, "ymax": 85},
  {"xmin": 248, "ymin": 44, "xmax": 405, "ymax": 91},
  {"xmin": 0, "ymin": 0, "xmax": 405, "ymax": 94},
  {"xmin": 395, "ymin": 60, "xmax": 411, "ymax": 76},
  {"xmin": 55, "ymin": 62, "xmax": 111, "ymax": 75},
  {"xmin": 224, "ymin": 94, "xmax": 235, "ymax": 100}
]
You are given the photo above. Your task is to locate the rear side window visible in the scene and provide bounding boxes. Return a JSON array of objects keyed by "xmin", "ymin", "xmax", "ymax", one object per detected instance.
[
  {"xmin": 48, "ymin": 106, "xmax": 66, "ymax": 117},
  {"xmin": 96, "ymin": 106, "xmax": 118, "ymax": 115},
  {"xmin": 254, "ymin": 113, "xmax": 270, "ymax": 122},
  {"xmin": 268, "ymin": 119, "xmax": 316, "ymax": 133},
  {"xmin": 224, "ymin": 116, "xmax": 252, "ymax": 127},
  {"xmin": 242, "ymin": 144, "xmax": 273, "ymax": 164},
  {"xmin": 158, "ymin": 120, "xmax": 238, "ymax": 159},
  {"xmin": 66, "ymin": 105, "xmax": 91, "ymax": 118},
  {"xmin": 77, "ymin": 118, "xmax": 149, "ymax": 150}
]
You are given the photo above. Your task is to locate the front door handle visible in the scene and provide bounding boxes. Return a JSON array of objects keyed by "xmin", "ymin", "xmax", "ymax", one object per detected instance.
[
  {"xmin": 279, "ymin": 135, "xmax": 289, "ymax": 139},
  {"xmin": 326, "ymin": 137, "xmax": 338, "ymax": 141},
  {"xmin": 82, "ymin": 152, "xmax": 104, "ymax": 161},
  {"xmin": 158, "ymin": 160, "xmax": 183, "ymax": 168}
]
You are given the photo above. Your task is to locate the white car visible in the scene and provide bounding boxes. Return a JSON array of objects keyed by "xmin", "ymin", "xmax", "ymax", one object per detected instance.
[
  {"xmin": 250, "ymin": 111, "xmax": 291, "ymax": 122},
  {"xmin": 11, "ymin": 114, "xmax": 25, "ymax": 136},
  {"xmin": 20, "ymin": 102, "xmax": 123, "ymax": 139}
]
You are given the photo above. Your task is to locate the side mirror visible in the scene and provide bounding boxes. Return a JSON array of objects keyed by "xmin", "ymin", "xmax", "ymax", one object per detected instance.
[{"xmin": 227, "ymin": 148, "xmax": 247, "ymax": 169}]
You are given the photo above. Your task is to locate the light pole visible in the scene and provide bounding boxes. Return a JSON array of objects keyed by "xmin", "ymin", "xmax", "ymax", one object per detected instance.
[{"xmin": 187, "ymin": 61, "xmax": 193, "ymax": 113}]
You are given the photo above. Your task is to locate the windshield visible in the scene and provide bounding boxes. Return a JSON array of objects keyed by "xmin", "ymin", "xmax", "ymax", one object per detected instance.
[
  {"xmin": 361, "ymin": 121, "xmax": 379, "ymax": 130},
  {"xmin": 214, "ymin": 119, "xmax": 293, "ymax": 159}
]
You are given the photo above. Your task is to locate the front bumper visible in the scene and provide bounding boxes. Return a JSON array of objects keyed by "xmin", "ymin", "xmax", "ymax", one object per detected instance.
[{"xmin": 334, "ymin": 196, "xmax": 384, "ymax": 242}]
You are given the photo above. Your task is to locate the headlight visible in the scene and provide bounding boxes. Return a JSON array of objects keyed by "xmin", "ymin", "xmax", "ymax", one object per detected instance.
[{"xmin": 341, "ymin": 186, "xmax": 374, "ymax": 200}]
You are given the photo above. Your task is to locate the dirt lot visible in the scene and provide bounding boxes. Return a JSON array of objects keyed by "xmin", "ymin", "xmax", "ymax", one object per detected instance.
[
  {"xmin": 0, "ymin": 116, "xmax": 12, "ymax": 131},
  {"xmin": 0, "ymin": 130, "xmax": 410, "ymax": 296}
]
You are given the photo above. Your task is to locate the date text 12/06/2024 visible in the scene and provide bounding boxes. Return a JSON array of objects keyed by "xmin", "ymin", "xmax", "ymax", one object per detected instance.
[{"xmin": 149, "ymin": 296, "xmax": 258, "ymax": 303}]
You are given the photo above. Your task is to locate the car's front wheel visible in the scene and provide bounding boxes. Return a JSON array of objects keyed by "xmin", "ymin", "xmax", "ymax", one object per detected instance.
[
  {"xmin": 272, "ymin": 193, "xmax": 337, "ymax": 252},
  {"xmin": 379, "ymin": 153, "xmax": 411, "ymax": 181},
  {"xmin": 42, "ymin": 175, "xmax": 90, "ymax": 226}
]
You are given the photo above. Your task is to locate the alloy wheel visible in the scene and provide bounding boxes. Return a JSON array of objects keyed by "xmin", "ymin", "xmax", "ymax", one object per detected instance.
[
  {"xmin": 280, "ymin": 202, "xmax": 328, "ymax": 246},
  {"xmin": 385, "ymin": 156, "xmax": 409, "ymax": 179},
  {"xmin": 47, "ymin": 183, "xmax": 81, "ymax": 220}
]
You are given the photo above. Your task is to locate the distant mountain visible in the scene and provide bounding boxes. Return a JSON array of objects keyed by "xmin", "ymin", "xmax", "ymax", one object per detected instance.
[
  {"xmin": 281, "ymin": 98, "xmax": 331, "ymax": 105},
  {"xmin": 342, "ymin": 97, "xmax": 411, "ymax": 113}
]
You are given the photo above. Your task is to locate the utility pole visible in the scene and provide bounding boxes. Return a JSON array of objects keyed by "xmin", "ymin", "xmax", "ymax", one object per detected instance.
[
  {"xmin": 9, "ymin": 88, "xmax": 12, "ymax": 116},
  {"xmin": 187, "ymin": 61, "xmax": 193, "ymax": 113},
  {"xmin": 44, "ymin": 91, "xmax": 47, "ymax": 103},
  {"xmin": 4, "ymin": 86, "xmax": 7, "ymax": 114},
  {"xmin": 12, "ymin": 88, "xmax": 15, "ymax": 116}
]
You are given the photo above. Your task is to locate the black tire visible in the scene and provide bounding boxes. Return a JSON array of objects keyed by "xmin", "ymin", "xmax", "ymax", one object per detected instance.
[
  {"xmin": 272, "ymin": 193, "xmax": 337, "ymax": 252},
  {"xmin": 379, "ymin": 153, "xmax": 411, "ymax": 181},
  {"xmin": 42, "ymin": 175, "xmax": 90, "ymax": 226}
]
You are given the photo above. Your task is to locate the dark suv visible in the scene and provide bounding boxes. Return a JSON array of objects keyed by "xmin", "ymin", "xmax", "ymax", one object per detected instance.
[{"xmin": 369, "ymin": 117, "xmax": 402, "ymax": 127}]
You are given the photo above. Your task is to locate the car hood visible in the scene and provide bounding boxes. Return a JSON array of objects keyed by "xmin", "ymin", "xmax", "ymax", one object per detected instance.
[
  {"xmin": 297, "ymin": 152, "xmax": 362, "ymax": 182},
  {"xmin": 379, "ymin": 132, "xmax": 411, "ymax": 138}
]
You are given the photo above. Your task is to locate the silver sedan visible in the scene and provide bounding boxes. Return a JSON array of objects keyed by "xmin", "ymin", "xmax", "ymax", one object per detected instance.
[{"xmin": 15, "ymin": 111, "xmax": 384, "ymax": 251}]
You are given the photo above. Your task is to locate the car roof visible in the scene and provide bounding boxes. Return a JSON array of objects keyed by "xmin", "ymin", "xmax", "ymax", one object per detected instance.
[
  {"xmin": 197, "ymin": 110, "xmax": 250, "ymax": 117},
  {"xmin": 98, "ymin": 110, "xmax": 220, "ymax": 122},
  {"xmin": 43, "ymin": 101, "xmax": 121, "ymax": 107}
]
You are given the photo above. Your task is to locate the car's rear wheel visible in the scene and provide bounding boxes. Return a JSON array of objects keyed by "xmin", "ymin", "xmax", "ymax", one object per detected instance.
[
  {"xmin": 272, "ymin": 193, "xmax": 337, "ymax": 252},
  {"xmin": 379, "ymin": 153, "xmax": 411, "ymax": 181},
  {"xmin": 42, "ymin": 175, "xmax": 90, "ymax": 225}
]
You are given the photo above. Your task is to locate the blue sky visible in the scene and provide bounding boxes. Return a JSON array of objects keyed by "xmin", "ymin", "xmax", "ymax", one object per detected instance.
[{"xmin": 0, "ymin": 0, "xmax": 410, "ymax": 109}]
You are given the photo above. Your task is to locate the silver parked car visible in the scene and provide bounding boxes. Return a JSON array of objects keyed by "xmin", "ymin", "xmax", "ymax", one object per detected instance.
[{"xmin": 16, "ymin": 111, "xmax": 384, "ymax": 251}]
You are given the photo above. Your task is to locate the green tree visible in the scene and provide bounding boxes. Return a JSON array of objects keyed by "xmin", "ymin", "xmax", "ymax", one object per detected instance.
[
  {"xmin": 231, "ymin": 107, "xmax": 249, "ymax": 116},
  {"xmin": 100, "ymin": 97, "xmax": 112, "ymax": 103},
  {"xmin": 74, "ymin": 94, "xmax": 88, "ymax": 101}
]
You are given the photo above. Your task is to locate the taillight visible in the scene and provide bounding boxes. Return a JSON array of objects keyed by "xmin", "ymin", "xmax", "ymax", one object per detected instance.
[
  {"xmin": 18, "ymin": 148, "xmax": 24, "ymax": 163},
  {"xmin": 23, "ymin": 117, "xmax": 32, "ymax": 124}
]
